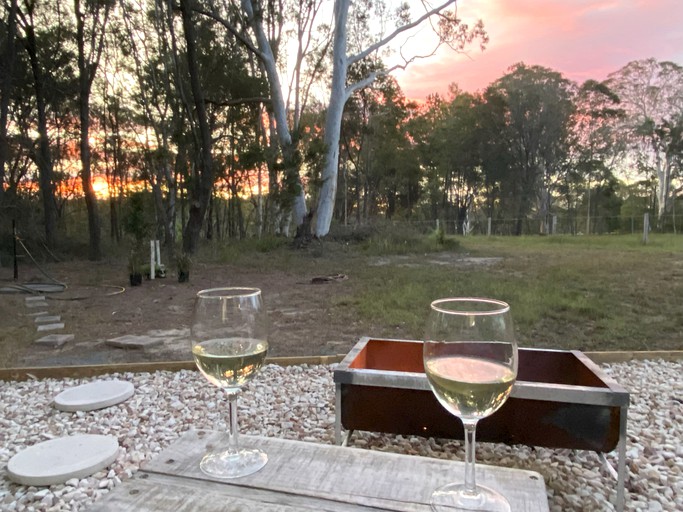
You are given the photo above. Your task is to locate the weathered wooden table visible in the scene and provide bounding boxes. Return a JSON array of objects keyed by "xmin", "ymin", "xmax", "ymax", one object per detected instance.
[{"xmin": 94, "ymin": 430, "xmax": 549, "ymax": 511}]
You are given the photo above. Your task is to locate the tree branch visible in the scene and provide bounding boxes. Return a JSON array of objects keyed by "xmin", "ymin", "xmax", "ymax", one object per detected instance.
[
  {"xmin": 390, "ymin": 31, "xmax": 443, "ymax": 71},
  {"xmin": 344, "ymin": 35, "xmax": 442, "ymax": 99},
  {"xmin": 347, "ymin": 0, "xmax": 456, "ymax": 66},
  {"xmin": 191, "ymin": 4, "xmax": 263, "ymax": 60},
  {"xmin": 345, "ymin": 71, "xmax": 379, "ymax": 102}
]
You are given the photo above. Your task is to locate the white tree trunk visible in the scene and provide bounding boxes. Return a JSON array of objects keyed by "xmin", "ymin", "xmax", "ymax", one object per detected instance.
[
  {"xmin": 315, "ymin": 0, "xmax": 460, "ymax": 237},
  {"xmin": 315, "ymin": 0, "xmax": 349, "ymax": 237},
  {"xmin": 655, "ymin": 156, "xmax": 671, "ymax": 224},
  {"xmin": 242, "ymin": 0, "xmax": 307, "ymax": 227}
]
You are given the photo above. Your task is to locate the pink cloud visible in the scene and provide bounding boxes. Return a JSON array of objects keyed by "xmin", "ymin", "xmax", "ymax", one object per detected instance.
[{"xmin": 394, "ymin": 0, "xmax": 683, "ymax": 100}]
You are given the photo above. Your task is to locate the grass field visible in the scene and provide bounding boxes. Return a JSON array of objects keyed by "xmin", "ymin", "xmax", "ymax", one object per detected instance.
[
  {"xmin": 208, "ymin": 230, "xmax": 682, "ymax": 352},
  {"xmin": 1, "ymin": 230, "xmax": 680, "ymax": 367}
]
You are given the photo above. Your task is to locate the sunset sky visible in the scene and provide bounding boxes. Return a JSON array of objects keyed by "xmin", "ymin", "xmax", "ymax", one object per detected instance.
[{"xmin": 392, "ymin": 0, "xmax": 683, "ymax": 100}]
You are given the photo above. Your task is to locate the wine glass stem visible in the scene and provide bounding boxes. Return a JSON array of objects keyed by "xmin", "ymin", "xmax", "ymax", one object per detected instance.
[
  {"xmin": 463, "ymin": 419, "xmax": 478, "ymax": 495},
  {"xmin": 225, "ymin": 390, "xmax": 240, "ymax": 454}
]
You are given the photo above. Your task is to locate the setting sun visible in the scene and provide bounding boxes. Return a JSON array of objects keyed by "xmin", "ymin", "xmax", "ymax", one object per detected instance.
[{"xmin": 92, "ymin": 176, "xmax": 110, "ymax": 199}]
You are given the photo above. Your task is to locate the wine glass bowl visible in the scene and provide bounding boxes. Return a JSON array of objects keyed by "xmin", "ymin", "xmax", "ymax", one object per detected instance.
[
  {"xmin": 424, "ymin": 298, "xmax": 518, "ymax": 512},
  {"xmin": 191, "ymin": 287, "xmax": 269, "ymax": 479}
]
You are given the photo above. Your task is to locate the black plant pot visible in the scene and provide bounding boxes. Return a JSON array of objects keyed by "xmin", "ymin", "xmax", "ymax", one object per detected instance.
[
  {"xmin": 178, "ymin": 271, "xmax": 190, "ymax": 283},
  {"xmin": 129, "ymin": 273, "xmax": 143, "ymax": 286}
]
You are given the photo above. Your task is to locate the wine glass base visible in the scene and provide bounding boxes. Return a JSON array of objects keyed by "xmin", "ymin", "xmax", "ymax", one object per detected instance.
[
  {"xmin": 430, "ymin": 482, "xmax": 511, "ymax": 511},
  {"xmin": 200, "ymin": 448, "xmax": 268, "ymax": 479}
]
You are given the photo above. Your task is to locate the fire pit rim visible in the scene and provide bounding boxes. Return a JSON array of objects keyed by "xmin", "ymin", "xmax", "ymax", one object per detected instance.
[{"xmin": 333, "ymin": 337, "xmax": 630, "ymax": 407}]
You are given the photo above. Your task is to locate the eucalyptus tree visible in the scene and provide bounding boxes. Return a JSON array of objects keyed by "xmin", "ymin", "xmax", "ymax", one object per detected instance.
[
  {"xmin": 314, "ymin": 0, "xmax": 487, "ymax": 237},
  {"xmin": 74, "ymin": 0, "xmax": 112, "ymax": 260},
  {"xmin": 477, "ymin": 86, "xmax": 513, "ymax": 224},
  {"xmin": 345, "ymin": 76, "xmax": 419, "ymax": 220},
  {"xmin": 12, "ymin": 0, "xmax": 76, "ymax": 247},
  {"xmin": 191, "ymin": 0, "xmax": 331, "ymax": 238},
  {"xmin": 0, "ymin": 1, "xmax": 60, "ymax": 218},
  {"xmin": 119, "ymin": 0, "xmax": 185, "ymax": 246},
  {"xmin": 568, "ymin": 79, "xmax": 624, "ymax": 233},
  {"xmin": 377, "ymin": 83, "xmax": 421, "ymax": 220},
  {"xmin": 607, "ymin": 59, "xmax": 683, "ymax": 227},
  {"xmin": 0, "ymin": 7, "xmax": 35, "ymax": 211},
  {"xmin": 488, "ymin": 63, "xmax": 575, "ymax": 235},
  {"xmin": 172, "ymin": 0, "xmax": 216, "ymax": 253},
  {"xmin": 0, "ymin": 0, "xmax": 18, "ymax": 208},
  {"xmin": 194, "ymin": 0, "xmax": 484, "ymax": 238},
  {"xmin": 170, "ymin": 0, "xmax": 273, "ymax": 250},
  {"xmin": 284, "ymin": 0, "xmax": 330, "ymax": 138},
  {"xmin": 203, "ymin": 39, "xmax": 270, "ymax": 241},
  {"xmin": 428, "ymin": 86, "xmax": 482, "ymax": 233},
  {"xmin": 95, "ymin": 18, "xmax": 145, "ymax": 246},
  {"xmin": 407, "ymin": 93, "xmax": 447, "ymax": 221},
  {"xmin": 97, "ymin": 91, "xmax": 133, "ymax": 243},
  {"xmin": 338, "ymin": 82, "xmax": 376, "ymax": 223}
]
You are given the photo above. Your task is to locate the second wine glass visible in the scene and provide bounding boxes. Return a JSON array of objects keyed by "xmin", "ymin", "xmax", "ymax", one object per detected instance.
[
  {"xmin": 191, "ymin": 287, "xmax": 269, "ymax": 479},
  {"xmin": 424, "ymin": 297, "xmax": 518, "ymax": 512}
]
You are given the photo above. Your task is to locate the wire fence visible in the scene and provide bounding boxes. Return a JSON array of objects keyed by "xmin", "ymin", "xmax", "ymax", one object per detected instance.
[{"xmin": 357, "ymin": 213, "xmax": 681, "ymax": 237}]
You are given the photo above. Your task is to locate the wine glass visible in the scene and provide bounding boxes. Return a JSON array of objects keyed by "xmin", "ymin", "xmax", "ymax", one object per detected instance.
[
  {"xmin": 423, "ymin": 297, "xmax": 518, "ymax": 512},
  {"xmin": 191, "ymin": 287, "xmax": 269, "ymax": 478}
]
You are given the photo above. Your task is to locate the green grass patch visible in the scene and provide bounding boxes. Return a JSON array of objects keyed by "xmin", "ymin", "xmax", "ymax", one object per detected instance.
[
  {"xmin": 348, "ymin": 233, "xmax": 682, "ymax": 351},
  {"xmin": 188, "ymin": 232, "xmax": 681, "ymax": 352}
]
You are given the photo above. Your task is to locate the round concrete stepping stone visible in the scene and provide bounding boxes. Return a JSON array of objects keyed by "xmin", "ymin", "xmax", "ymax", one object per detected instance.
[
  {"xmin": 7, "ymin": 434, "xmax": 119, "ymax": 486},
  {"xmin": 54, "ymin": 379, "xmax": 134, "ymax": 412}
]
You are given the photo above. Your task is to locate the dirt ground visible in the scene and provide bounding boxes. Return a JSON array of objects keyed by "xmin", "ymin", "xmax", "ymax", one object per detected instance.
[{"xmin": 0, "ymin": 258, "xmax": 376, "ymax": 368}]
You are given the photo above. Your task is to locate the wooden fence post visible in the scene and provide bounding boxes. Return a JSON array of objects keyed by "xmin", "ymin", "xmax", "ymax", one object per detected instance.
[{"xmin": 642, "ymin": 213, "xmax": 649, "ymax": 244}]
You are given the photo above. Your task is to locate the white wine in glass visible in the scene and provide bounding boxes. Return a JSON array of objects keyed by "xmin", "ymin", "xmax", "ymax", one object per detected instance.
[
  {"xmin": 424, "ymin": 298, "xmax": 518, "ymax": 512},
  {"xmin": 191, "ymin": 287, "xmax": 269, "ymax": 479}
]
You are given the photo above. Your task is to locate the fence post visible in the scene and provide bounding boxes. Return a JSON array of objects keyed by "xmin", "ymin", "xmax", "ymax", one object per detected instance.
[
  {"xmin": 12, "ymin": 219, "xmax": 18, "ymax": 280},
  {"xmin": 552, "ymin": 215, "xmax": 557, "ymax": 235},
  {"xmin": 642, "ymin": 213, "xmax": 649, "ymax": 244},
  {"xmin": 487, "ymin": 217, "xmax": 492, "ymax": 236},
  {"xmin": 150, "ymin": 240, "xmax": 156, "ymax": 279}
]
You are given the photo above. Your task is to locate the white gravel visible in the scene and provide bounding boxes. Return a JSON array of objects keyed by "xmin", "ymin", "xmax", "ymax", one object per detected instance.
[{"xmin": 0, "ymin": 359, "xmax": 681, "ymax": 511}]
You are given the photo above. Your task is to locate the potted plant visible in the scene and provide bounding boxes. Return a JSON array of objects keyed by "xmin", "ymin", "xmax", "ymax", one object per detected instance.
[
  {"xmin": 128, "ymin": 248, "xmax": 144, "ymax": 286},
  {"xmin": 176, "ymin": 252, "xmax": 192, "ymax": 283}
]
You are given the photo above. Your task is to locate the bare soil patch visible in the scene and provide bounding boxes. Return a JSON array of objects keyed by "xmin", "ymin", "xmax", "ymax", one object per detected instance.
[{"xmin": 0, "ymin": 259, "xmax": 373, "ymax": 368}]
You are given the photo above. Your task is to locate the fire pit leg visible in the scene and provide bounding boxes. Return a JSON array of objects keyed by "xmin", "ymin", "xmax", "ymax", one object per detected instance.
[
  {"xmin": 335, "ymin": 384, "xmax": 342, "ymax": 445},
  {"xmin": 334, "ymin": 382, "xmax": 355, "ymax": 446},
  {"xmin": 600, "ymin": 405, "xmax": 627, "ymax": 512},
  {"xmin": 341, "ymin": 430, "xmax": 354, "ymax": 447},
  {"xmin": 616, "ymin": 406, "xmax": 627, "ymax": 512}
]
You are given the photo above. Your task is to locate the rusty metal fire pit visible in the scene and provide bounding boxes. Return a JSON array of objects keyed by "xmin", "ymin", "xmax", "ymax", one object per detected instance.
[{"xmin": 334, "ymin": 337, "xmax": 630, "ymax": 510}]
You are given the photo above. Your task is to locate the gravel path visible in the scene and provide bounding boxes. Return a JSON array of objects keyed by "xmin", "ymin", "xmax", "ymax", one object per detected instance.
[{"xmin": 1, "ymin": 359, "xmax": 681, "ymax": 511}]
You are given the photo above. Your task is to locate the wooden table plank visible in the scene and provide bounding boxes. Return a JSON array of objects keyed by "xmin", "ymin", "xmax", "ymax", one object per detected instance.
[
  {"xmin": 96, "ymin": 473, "xmax": 388, "ymax": 512},
  {"xmin": 95, "ymin": 430, "xmax": 549, "ymax": 512}
]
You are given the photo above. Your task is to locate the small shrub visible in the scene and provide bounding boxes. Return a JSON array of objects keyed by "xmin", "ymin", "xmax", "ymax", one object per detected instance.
[
  {"xmin": 122, "ymin": 192, "xmax": 154, "ymax": 244},
  {"xmin": 358, "ymin": 221, "xmax": 460, "ymax": 255}
]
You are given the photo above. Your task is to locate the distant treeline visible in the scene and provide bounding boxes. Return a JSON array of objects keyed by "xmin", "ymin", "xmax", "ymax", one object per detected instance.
[{"xmin": 0, "ymin": 0, "xmax": 680, "ymax": 259}]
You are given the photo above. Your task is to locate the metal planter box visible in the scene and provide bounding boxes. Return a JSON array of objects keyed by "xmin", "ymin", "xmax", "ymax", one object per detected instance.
[{"xmin": 333, "ymin": 337, "xmax": 630, "ymax": 509}]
